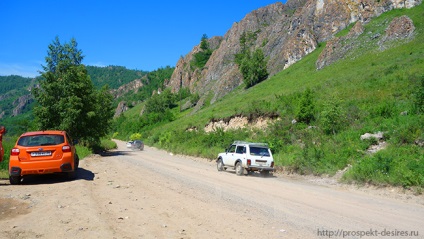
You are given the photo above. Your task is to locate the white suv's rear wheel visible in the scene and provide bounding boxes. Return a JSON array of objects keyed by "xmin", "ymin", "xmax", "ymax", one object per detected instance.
[{"xmin": 235, "ymin": 162, "xmax": 244, "ymax": 176}]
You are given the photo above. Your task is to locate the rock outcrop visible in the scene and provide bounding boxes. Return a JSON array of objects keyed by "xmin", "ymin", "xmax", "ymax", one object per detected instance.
[
  {"xmin": 12, "ymin": 94, "xmax": 33, "ymax": 117},
  {"xmin": 316, "ymin": 21, "xmax": 365, "ymax": 70},
  {"xmin": 380, "ymin": 15, "xmax": 415, "ymax": 46},
  {"xmin": 114, "ymin": 101, "xmax": 128, "ymax": 118},
  {"xmin": 111, "ymin": 79, "xmax": 144, "ymax": 99}
]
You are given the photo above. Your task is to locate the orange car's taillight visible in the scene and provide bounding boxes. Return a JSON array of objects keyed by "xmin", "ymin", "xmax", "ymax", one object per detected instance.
[
  {"xmin": 62, "ymin": 145, "xmax": 71, "ymax": 152},
  {"xmin": 11, "ymin": 148, "xmax": 20, "ymax": 156}
]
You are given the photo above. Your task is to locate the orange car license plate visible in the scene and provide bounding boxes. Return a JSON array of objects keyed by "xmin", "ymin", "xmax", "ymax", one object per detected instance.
[{"xmin": 30, "ymin": 151, "xmax": 52, "ymax": 157}]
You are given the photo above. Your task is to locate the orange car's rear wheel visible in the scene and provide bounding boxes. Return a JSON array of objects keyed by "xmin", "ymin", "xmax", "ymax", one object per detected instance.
[
  {"xmin": 67, "ymin": 154, "xmax": 79, "ymax": 180},
  {"xmin": 9, "ymin": 175, "xmax": 22, "ymax": 185}
]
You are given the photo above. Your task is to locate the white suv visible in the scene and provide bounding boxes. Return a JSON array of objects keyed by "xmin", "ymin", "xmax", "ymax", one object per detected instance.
[{"xmin": 217, "ymin": 141, "xmax": 274, "ymax": 176}]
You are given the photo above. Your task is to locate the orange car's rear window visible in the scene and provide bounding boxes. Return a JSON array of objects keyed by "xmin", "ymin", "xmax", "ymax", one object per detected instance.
[{"xmin": 17, "ymin": 135, "xmax": 65, "ymax": 147}]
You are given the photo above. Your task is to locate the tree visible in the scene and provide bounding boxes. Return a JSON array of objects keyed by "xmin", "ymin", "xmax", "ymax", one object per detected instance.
[
  {"xmin": 144, "ymin": 89, "xmax": 177, "ymax": 114},
  {"xmin": 44, "ymin": 36, "xmax": 83, "ymax": 73},
  {"xmin": 200, "ymin": 34, "xmax": 209, "ymax": 51},
  {"xmin": 235, "ymin": 31, "xmax": 268, "ymax": 88},
  {"xmin": 191, "ymin": 34, "xmax": 212, "ymax": 69},
  {"xmin": 296, "ymin": 88, "xmax": 315, "ymax": 124},
  {"xmin": 32, "ymin": 37, "xmax": 114, "ymax": 146},
  {"xmin": 239, "ymin": 48, "xmax": 268, "ymax": 88}
]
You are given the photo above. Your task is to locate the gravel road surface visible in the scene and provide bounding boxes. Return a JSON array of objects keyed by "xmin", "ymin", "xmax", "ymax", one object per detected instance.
[{"xmin": 1, "ymin": 140, "xmax": 423, "ymax": 238}]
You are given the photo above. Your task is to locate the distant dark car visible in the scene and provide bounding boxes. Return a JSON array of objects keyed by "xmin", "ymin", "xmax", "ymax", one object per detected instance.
[{"xmin": 126, "ymin": 140, "xmax": 144, "ymax": 151}]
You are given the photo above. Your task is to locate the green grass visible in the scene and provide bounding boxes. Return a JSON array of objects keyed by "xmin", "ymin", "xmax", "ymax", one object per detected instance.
[
  {"xmin": 100, "ymin": 138, "xmax": 117, "ymax": 151},
  {"xmin": 116, "ymin": 4, "xmax": 424, "ymax": 188},
  {"xmin": 75, "ymin": 145, "xmax": 93, "ymax": 159},
  {"xmin": 0, "ymin": 136, "xmax": 17, "ymax": 172}
]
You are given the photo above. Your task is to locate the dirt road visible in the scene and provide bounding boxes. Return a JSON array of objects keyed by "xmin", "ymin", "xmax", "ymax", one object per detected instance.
[{"xmin": 1, "ymin": 140, "xmax": 423, "ymax": 239}]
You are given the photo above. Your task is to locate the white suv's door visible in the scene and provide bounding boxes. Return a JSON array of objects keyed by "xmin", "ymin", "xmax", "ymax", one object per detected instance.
[
  {"xmin": 222, "ymin": 144, "xmax": 237, "ymax": 166},
  {"xmin": 234, "ymin": 145, "xmax": 246, "ymax": 165}
]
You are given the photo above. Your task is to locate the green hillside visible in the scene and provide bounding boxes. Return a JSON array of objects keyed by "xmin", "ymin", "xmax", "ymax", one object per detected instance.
[
  {"xmin": 0, "ymin": 75, "xmax": 33, "ymax": 95},
  {"xmin": 0, "ymin": 75, "xmax": 35, "ymax": 117},
  {"xmin": 115, "ymin": 5, "xmax": 424, "ymax": 189},
  {"xmin": 0, "ymin": 66, "xmax": 151, "ymax": 134},
  {"xmin": 112, "ymin": 66, "xmax": 175, "ymax": 108},
  {"xmin": 86, "ymin": 65, "xmax": 148, "ymax": 89}
]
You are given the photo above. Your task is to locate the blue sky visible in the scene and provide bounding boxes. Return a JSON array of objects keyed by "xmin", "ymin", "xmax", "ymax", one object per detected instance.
[{"xmin": 0, "ymin": 1, "xmax": 285, "ymax": 78}]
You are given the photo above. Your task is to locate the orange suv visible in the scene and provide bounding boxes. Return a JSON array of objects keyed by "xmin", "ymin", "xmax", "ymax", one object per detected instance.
[{"xmin": 9, "ymin": 130, "xmax": 79, "ymax": 185}]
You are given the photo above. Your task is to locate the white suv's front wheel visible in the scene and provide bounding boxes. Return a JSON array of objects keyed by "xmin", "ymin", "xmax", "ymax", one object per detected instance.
[{"xmin": 217, "ymin": 158, "xmax": 224, "ymax": 171}]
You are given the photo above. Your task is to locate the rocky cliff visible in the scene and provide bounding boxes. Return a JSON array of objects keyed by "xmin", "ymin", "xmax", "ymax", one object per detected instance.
[
  {"xmin": 12, "ymin": 94, "xmax": 34, "ymax": 117},
  {"xmin": 110, "ymin": 78, "xmax": 144, "ymax": 99},
  {"xmin": 165, "ymin": 0, "xmax": 421, "ymax": 110}
]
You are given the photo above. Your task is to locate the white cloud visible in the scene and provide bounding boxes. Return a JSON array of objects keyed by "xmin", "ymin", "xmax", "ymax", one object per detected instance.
[
  {"xmin": 87, "ymin": 62, "xmax": 107, "ymax": 67},
  {"xmin": 0, "ymin": 63, "xmax": 41, "ymax": 78}
]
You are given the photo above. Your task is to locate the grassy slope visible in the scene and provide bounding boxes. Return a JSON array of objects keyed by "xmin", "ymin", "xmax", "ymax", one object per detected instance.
[{"xmin": 122, "ymin": 5, "xmax": 423, "ymax": 188}]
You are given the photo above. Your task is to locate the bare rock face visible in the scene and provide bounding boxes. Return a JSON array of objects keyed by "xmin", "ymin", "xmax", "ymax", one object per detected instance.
[
  {"xmin": 165, "ymin": 0, "xmax": 421, "ymax": 109},
  {"xmin": 114, "ymin": 101, "xmax": 128, "ymax": 118},
  {"xmin": 316, "ymin": 21, "xmax": 365, "ymax": 70},
  {"xmin": 382, "ymin": 15, "xmax": 415, "ymax": 41},
  {"xmin": 168, "ymin": 36, "xmax": 223, "ymax": 95},
  {"xmin": 111, "ymin": 79, "xmax": 144, "ymax": 99},
  {"xmin": 378, "ymin": 15, "xmax": 416, "ymax": 49},
  {"xmin": 12, "ymin": 95, "xmax": 33, "ymax": 116}
]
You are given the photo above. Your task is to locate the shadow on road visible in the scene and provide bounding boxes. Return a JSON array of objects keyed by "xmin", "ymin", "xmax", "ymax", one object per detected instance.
[
  {"xmin": 77, "ymin": 167, "xmax": 95, "ymax": 181},
  {"xmin": 99, "ymin": 150, "xmax": 131, "ymax": 157},
  {"xmin": 0, "ymin": 167, "xmax": 95, "ymax": 186},
  {"xmin": 220, "ymin": 169, "xmax": 277, "ymax": 178}
]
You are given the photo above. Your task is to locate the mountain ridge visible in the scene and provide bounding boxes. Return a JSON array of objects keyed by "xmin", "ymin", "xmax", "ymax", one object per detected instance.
[
  {"xmin": 165, "ymin": 0, "xmax": 422, "ymax": 110},
  {"xmin": 1, "ymin": 0, "xmax": 422, "ymax": 132}
]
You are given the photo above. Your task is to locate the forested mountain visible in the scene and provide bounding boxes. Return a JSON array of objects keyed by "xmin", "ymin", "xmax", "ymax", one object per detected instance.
[
  {"xmin": 0, "ymin": 75, "xmax": 33, "ymax": 95},
  {"xmin": 0, "ymin": 75, "xmax": 36, "ymax": 118},
  {"xmin": 0, "ymin": 65, "xmax": 166, "ymax": 135},
  {"xmin": 112, "ymin": 66, "xmax": 174, "ymax": 106},
  {"xmin": 86, "ymin": 65, "xmax": 148, "ymax": 89}
]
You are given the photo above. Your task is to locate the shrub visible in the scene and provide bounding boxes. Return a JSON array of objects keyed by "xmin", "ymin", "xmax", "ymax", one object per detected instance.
[
  {"xmin": 296, "ymin": 88, "xmax": 315, "ymax": 124},
  {"xmin": 413, "ymin": 75, "xmax": 424, "ymax": 114},
  {"xmin": 100, "ymin": 139, "xmax": 117, "ymax": 150},
  {"xmin": 320, "ymin": 96, "xmax": 345, "ymax": 135},
  {"xmin": 130, "ymin": 133, "xmax": 142, "ymax": 141},
  {"xmin": 344, "ymin": 146, "xmax": 424, "ymax": 187}
]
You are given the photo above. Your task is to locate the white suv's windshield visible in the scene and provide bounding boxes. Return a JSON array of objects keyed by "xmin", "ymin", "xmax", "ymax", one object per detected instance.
[{"xmin": 249, "ymin": 146, "xmax": 270, "ymax": 157}]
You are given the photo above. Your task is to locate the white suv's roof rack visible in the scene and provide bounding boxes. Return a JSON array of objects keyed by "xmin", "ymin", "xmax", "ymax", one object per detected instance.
[
  {"xmin": 233, "ymin": 141, "xmax": 268, "ymax": 147},
  {"xmin": 233, "ymin": 141, "xmax": 250, "ymax": 144}
]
